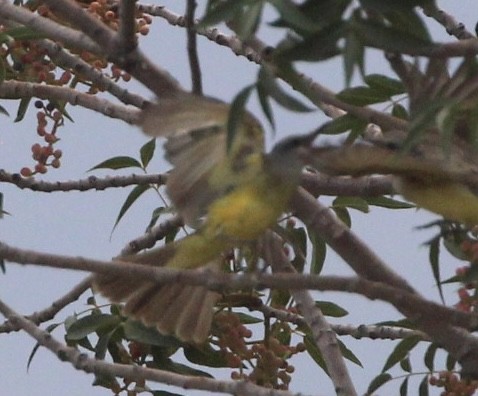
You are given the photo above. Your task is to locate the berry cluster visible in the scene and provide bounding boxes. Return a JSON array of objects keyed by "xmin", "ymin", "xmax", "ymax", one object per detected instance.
[
  {"xmin": 429, "ymin": 371, "xmax": 478, "ymax": 396},
  {"xmin": 453, "ymin": 241, "xmax": 478, "ymax": 312},
  {"xmin": 20, "ymin": 101, "xmax": 63, "ymax": 176},
  {"xmin": 4, "ymin": 1, "xmax": 154, "ymax": 176},
  {"xmin": 214, "ymin": 312, "xmax": 305, "ymax": 390}
]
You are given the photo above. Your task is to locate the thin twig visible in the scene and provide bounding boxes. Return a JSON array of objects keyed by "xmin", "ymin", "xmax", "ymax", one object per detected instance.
[
  {"xmin": 0, "ymin": 171, "xmax": 166, "ymax": 192},
  {"xmin": 118, "ymin": 0, "xmax": 138, "ymax": 53},
  {"xmin": 185, "ymin": 0, "xmax": 202, "ymax": 95},
  {"xmin": 259, "ymin": 305, "xmax": 430, "ymax": 341},
  {"xmin": 0, "ymin": 276, "xmax": 91, "ymax": 334}
]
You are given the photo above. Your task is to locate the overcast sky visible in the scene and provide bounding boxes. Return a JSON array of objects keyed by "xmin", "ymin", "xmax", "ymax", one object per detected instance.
[{"xmin": 1, "ymin": 1, "xmax": 477, "ymax": 395}]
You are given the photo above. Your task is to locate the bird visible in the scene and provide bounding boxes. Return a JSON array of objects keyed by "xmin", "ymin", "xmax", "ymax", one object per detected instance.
[
  {"xmin": 310, "ymin": 56, "xmax": 478, "ymax": 226},
  {"xmin": 93, "ymin": 92, "xmax": 319, "ymax": 344}
]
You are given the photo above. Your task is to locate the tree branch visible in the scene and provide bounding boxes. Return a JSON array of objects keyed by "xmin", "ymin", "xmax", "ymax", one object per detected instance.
[
  {"xmin": 0, "ymin": 297, "xmax": 302, "ymax": 396},
  {"xmin": 263, "ymin": 231, "xmax": 357, "ymax": 396},
  {"xmin": 0, "ymin": 276, "xmax": 91, "ymax": 334},
  {"xmin": 0, "ymin": 170, "xmax": 166, "ymax": 192},
  {"xmin": 0, "ymin": 80, "xmax": 139, "ymax": 123}
]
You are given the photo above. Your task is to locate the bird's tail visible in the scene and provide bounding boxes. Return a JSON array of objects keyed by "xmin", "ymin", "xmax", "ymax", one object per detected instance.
[{"xmin": 92, "ymin": 241, "xmax": 222, "ymax": 344}]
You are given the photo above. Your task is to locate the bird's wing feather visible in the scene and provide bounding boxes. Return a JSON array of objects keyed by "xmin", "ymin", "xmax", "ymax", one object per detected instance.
[{"xmin": 139, "ymin": 94, "xmax": 264, "ymax": 225}]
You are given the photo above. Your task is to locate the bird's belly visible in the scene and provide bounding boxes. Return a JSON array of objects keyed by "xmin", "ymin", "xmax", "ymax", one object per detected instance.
[
  {"xmin": 396, "ymin": 177, "xmax": 478, "ymax": 225},
  {"xmin": 206, "ymin": 185, "xmax": 288, "ymax": 241}
]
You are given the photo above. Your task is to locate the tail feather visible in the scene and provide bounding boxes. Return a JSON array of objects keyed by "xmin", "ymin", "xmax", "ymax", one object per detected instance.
[{"xmin": 92, "ymin": 244, "xmax": 222, "ymax": 343}]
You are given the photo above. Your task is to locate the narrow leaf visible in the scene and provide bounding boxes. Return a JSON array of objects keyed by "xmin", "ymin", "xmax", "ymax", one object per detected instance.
[
  {"xmin": 88, "ymin": 156, "xmax": 142, "ymax": 171},
  {"xmin": 140, "ymin": 138, "xmax": 156, "ymax": 169},
  {"xmin": 428, "ymin": 237, "xmax": 444, "ymax": 303},
  {"xmin": 112, "ymin": 184, "xmax": 150, "ymax": 231},
  {"xmin": 367, "ymin": 373, "xmax": 392, "ymax": 394},
  {"xmin": 309, "ymin": 232, "xmax": 326, "ymax": 275},
  {"xmin": 227, "ymin": 85, "xmax": 255, "ymax": 152},
  {"xmin": 258, "ymin": 66, "xmax": 313, "ymax": 112},
  {"xmin": 66, "ymin": 314, "xmax": 121, "ymax": 340},
  {"xmin": 382, "ymin": 336, "xmax": 421, "ymax": 372},
  {"xmin": 418, "ymin": 375, "xmax": 429, "ymax": 396},
  {"xmin": 14, "ymin": 97, "xmax": 30, "ymax": 122},
  {"xmin": 315, "ymin": 301, "xmax": 348, "ymax": 317},
  {"xmin": 366, "ymin": 196, "xmax": 415, "ymax": 209},
  {"xmin": 424, "ymin": 343, "xmax": 437, "ymax": 372}
]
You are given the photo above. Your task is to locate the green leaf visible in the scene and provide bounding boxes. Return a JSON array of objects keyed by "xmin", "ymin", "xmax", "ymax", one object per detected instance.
[
  {"xmin": 367, "ymin": 373, "xmax": 392, "ymax": 394},
  {"xmin": 418, "ymin": 374, "xmax": 429, "ymax": 396},
  {"xmin": 392, "ymin": 103, "xmax": 409, "ymax": 120},
  {"xmin": 152, "ymin": 355, "xmax": 213, "ymax": 378},
  {"xmin": 268, "ymin": 0, "xmax": 318, "ymax": 33},
  {"xmin": 227, "ymin": 85, "xmax": 255, "ymax": 152},
  {"xmin": 0, "ymin": 26, "xmax": 44, "ymax": 41},
  {"xmin": 318, "ymin": 113, "xmax": 366, "ymax": 135},
  {"xmin": 309, "ymin": 232, "xmax": 326, "ymax": 275},
  {"xmin": 14, "ymin": 97, "xmax": 30, "ymax": 122},
  {"xmin": 359, "ymin": 0, "xmax": 434, "ymax": 13},
  {"xmin": 123, "ymin": 319, "xmax": 182, "ymax": 348},
  {"xmin": 66, "ymin": 314, "xmax": 121, "ymax": 340},
  {"xmin": 382, "ymin": 336, "xmax": 421, "ymax": 372},
  {"xmin": 400, "ymin": 377, "xmax": 409, "ymax": 396},
  {"xmin": 183, "ymin": 344, "xmax": 228, "ymax": 368},
  {"xmin": 337, "ymin": 86, "xmax": 391, "ymax": 106},
  {"xmin": 198, "ymin": 0, "xmax": 243, "ymax": 28},
  {"xmin": 276, "ymin": 22, "xmax": 344, "ymax": 62},
  {"xmin": 0, "ymin": 103, "xmax": 9, "ymax": 117},
  {"xmin": 333, "ymin": 206, "xmax": 351, "ymax": 227},
  {"xmin": 112, "ymin": 184, "xmax": 151, "ymax": 231},
  {"xmin": 315, "ymin": 301, "xmax": 348, "ymax": 317},
  {"xmin": 428, "ymin": 237, "xmax": 445, "ymax": 303},
  {"xmin": 424, "ymin": 343, "xmax": 437, "ymax": 372},
  {"xmin": 235, "ymin": 312, "xmax": 262, "ymax": 324},
  {"xmin": 257, "ymin": 66, "xmax": 313, "ymax": 112},
  {"xmin": 385, "ymin": 8, "xmax": 431, "ymax": 42},
  {"xmin": 332, "ymin": 196, "xmax": 369, "ymax": 213},
  {"xmin": 0, "ymin": 58, "xmax": 5, "ymax": 84},
  {"xmin": 140, "ymin": 138, "xmax": 156, "ymax": 169},
  {"xmin": 351, "ymin": 18, "xmax": 436, "ymax": 55},
  {"xmin": 304, "ymin": 334, "xmax": 328, "ymax": 374},
  {"xmin": 400, "ymin": 356, "xmax": 412, "ymax": 372},
  {"xmin": 145, "ymin": 207, "xmax": 168, "ymax": 232},
  {"xmin": 344, "ymin": 24, "xmax": 364, "ymax": 86},
  {"xmin": 338, "ymin": 339, "xmax": 362, "ymax": 366},
  {"xmin": 256, "ymin": 83, "xmax": 275, "ymax": 129},
  {"xmin": 88, "ymin": 156, "xmax": 142, "ymax": 171},
  {"xmin": 446, "ymin": 354, "xmax": 456, "ymax": 371},
  {"xmin": 27, "ymin": 322, "xmax": 61, "ymax": 370},
  {"xmin": 366, "ymin": 196, "xmax": 415, "ymax": 209},
  {"xmin": 234, "ymin": 1, "xmax": 263, "ymax": 40},
  {"xmin": 364, "ymin": 74, "xmax": 405, "ymax": 97}
]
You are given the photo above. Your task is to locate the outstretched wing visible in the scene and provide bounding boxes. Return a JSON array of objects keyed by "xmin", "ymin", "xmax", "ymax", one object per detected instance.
[{"xmin": 139, "ymin": 94, "xmax": 264, "ymax": 225}]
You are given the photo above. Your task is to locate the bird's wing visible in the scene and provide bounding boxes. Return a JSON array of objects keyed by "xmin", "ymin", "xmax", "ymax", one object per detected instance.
[
  {"xmin": 140, "ymin": 94, "xmax": 264, "ymax": 225},
  {"xmin": 311, "ymin": 142, "xmax": 478, "ymax": 193}
]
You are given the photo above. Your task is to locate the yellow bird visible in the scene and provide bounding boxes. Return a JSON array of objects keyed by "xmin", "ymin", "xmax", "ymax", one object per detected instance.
[
  {"xmin": 93, "ymin": 93, "xmax": 318, "ymax": 343},
  {"xmin": 311, "ymin": 130, "xmax": 478, "ymax": 225},
  {"xmin": 311, "ymin": 57, "xmax": 478, "ymax": 226}
]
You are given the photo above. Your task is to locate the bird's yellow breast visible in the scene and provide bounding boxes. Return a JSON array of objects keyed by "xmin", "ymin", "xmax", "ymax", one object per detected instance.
[
  {"xmin": 205, "ymin": 182, "xmax": 291, "ymax": 241},
  {"xmin": 396, "ymin": 177, "xmax": 478, "ymax": 225}
]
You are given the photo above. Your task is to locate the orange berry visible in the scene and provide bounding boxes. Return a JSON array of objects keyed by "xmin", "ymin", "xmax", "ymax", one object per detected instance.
[
  {"xmin": 20, "ymin": 167, "xmax": 32, "ymax": 177},
  {"xmin": 34, "ymin": 164, "xmax": 47, "ymax": 174},
  {"xmin": 139, "ymin": 25, "xmax": 150, "ymax": 35}
]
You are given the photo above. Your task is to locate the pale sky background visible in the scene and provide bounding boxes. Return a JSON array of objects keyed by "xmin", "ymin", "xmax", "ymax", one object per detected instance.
[{"xmin": 0, "ymin": 1, "xmax": 477, "ymax": 395}]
